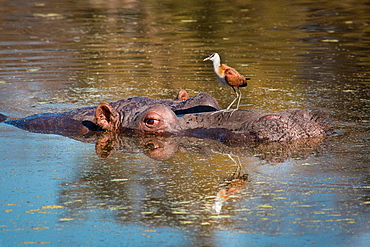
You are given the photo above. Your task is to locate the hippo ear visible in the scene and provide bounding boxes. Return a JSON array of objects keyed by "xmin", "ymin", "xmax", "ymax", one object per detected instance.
[
  {"xmin": 95, "ymin": 103, "xmax": 120, "ymax": 131},
  {"xmin": 174, "ymin": 90, "xmax": 189, "ymax": 101}
]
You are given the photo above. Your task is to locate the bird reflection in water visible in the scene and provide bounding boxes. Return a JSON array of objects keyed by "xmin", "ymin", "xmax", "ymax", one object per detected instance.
[{"xmin": 212, "ymin": 154, "xmax": 250, "ymax": 214}]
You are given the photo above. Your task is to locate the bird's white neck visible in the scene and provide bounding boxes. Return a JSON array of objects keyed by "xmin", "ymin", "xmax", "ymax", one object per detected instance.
[{"xmin": 211, "ymin": 53, "xmax": 221, "ymax": 73}]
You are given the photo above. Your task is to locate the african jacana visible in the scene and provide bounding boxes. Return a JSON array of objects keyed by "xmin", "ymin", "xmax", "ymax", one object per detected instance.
[{"xmin": 203, "ymin": 53, "xmax": 250, "ymax": 110}]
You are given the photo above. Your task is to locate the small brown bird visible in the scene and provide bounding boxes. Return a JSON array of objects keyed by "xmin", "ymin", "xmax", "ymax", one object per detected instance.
[{"xmin": 203, "ymin": 53, "xmax": 250, "ymax": 110}]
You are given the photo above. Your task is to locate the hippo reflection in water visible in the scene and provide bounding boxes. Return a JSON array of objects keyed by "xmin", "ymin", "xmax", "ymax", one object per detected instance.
[{"xmin": 2, "ymin": 90, "xmax": 331, "ymax": 143}]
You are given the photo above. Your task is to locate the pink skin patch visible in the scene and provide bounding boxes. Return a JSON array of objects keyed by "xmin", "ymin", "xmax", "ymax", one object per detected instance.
[{"xmin": 259, "ymin": 115, "xmax": 281, "ymax": 121}]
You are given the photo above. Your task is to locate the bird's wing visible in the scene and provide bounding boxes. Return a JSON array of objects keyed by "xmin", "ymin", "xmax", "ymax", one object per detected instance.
[{"xmin": 222, "ymin": 65, "xmax": 248, "ymax": 87}]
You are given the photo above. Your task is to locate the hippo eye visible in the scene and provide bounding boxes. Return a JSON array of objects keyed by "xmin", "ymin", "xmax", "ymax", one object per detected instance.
[
  {"xmin": 146, "ymin": 118, "xmax": 155, "ymax": 125},
  {"xmin": 144, "ymin": 117, "xmax": 159, "ymax": 127},
  {"xmin": 141, "ymin": 111, "xmax": 167, "ymax": 131}
]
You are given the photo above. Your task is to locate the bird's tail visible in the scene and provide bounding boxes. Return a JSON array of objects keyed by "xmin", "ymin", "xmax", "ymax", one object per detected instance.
[{"xmin": 240, "ymin": 77, "xmax": 250, "ymax": 87}]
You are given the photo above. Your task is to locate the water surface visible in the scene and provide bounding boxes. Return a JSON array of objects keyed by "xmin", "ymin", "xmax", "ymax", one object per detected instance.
[{"xmin": 0, "ymin": 0, "xmax": 369, "ymax": 246}]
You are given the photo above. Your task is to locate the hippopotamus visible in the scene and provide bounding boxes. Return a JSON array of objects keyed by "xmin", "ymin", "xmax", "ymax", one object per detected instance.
[
  {"xmin": 1, "ymin": 91, "xmax": 331, "ymax": 143},
  {"xmin": 3, "ymin": 91, "xmax": 219, "ymax": 135}
]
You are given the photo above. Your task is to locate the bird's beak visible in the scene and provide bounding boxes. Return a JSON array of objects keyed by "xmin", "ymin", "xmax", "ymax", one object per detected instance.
[{"xmin": 204, "ymin": 53, "xmax": 215, "ymax": 61}]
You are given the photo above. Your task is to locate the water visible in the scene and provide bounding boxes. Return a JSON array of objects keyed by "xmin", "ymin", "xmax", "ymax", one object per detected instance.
[{"xmin": 0, "ymin": 0, "xmax": 369, "ymax": 246}]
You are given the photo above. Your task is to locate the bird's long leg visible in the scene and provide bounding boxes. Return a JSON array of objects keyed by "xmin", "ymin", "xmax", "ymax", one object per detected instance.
[
  {"xmin": 226, "ymin": 86, "xmax": 238, "ymax": 110},
  {"xmin": 226, "ymin": 154, "xmax": 242, "ymax": 179},
  {"xmin": 236, "ymin": 87, "xmax": 242, "ymax": 110}
]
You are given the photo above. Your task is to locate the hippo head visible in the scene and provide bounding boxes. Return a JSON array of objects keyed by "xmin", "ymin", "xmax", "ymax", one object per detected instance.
[{"xmin": 95, "ymin": 103, "xmax": 182, "ymax": 135}]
